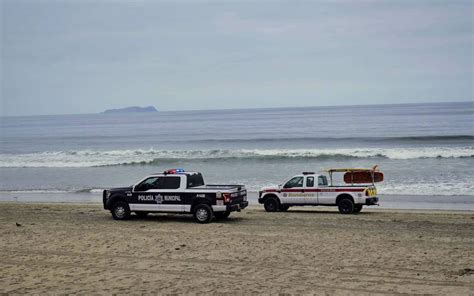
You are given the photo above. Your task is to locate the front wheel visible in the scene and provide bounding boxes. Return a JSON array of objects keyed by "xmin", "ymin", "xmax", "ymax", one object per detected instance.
[
  {"xmin": 338, "ymin": 198, "xmax": 355, "ymax": 214},
  {"xmin": 111, "ymin": 201, "xmax": 131, "ymax": 220},
  {"xmin": 215, "ymin": 211, "xmax": 231, "ymax": 220},
  {"xmin": 264, "ymin": 197, "xmax": 279, "ymax": 212},
  {"xmin": 354, "ymin": 205, "xmax": 363, "ymax": 213},
  {"xmin": 193, "ymin": 204, "xmax": 213, "ymax": 224}
]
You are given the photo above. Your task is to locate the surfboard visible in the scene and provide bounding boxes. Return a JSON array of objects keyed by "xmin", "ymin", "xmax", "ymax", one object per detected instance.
[{"xmin": 344, "ymin": 171, "xmax": 384, "ymax": 183}]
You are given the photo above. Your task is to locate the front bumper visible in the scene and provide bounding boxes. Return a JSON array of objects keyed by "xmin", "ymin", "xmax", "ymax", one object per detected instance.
[
  {"xmin": 365, "ymin": 197, "xmax": 379, "ymax": 205},
  {"xmin": 103, "ymin": 190, "xmax": 108, "ymax": 209},
  {"xmin": 212, "ymin": 201, "xmax": 249, "ymax": 212}
]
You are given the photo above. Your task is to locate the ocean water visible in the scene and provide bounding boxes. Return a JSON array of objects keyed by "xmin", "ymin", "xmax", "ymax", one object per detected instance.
[{"xmin": 0, "ymin": 102, "xmax": 473, "ymax": 197}]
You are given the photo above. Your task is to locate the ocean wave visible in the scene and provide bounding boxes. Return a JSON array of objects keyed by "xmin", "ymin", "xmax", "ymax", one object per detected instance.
[
  {"xmin": 0, "ymin": 147, "xmax": 473, "ymax": 168},
  {"xmin": 0, "ymin": 188, "xmax": 105, "ymax": 194},
  {"xmin": 377, "ymin": 182, "xmax": 474, "ymax": 196},
  {"xmin": 185, "ymin": 135, "xmax": 474, "ymax": 144},
  {"xmin": 0, "ymin": 189, "xmax": 72, "ymax": 194}
]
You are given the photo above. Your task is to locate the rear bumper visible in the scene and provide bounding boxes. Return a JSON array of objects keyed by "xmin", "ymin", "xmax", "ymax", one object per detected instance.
[
  {"xmin": 212, "ymin": 201, "xmax": 249, "ymax": 212},
  {"xmin": 365, "ymin": 197, "xmax": 379, "ymax": 205}
]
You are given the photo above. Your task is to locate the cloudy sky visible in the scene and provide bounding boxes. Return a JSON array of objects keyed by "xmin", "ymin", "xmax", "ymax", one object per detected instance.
[{"xmin": 1, "ymin": 0, "xmax": 472, "ymax": 116}]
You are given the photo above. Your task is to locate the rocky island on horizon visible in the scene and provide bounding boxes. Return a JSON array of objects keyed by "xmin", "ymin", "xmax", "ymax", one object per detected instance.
[{"xmin": 103, "ymin": 106, "xmax": 158, "ymax": 114}]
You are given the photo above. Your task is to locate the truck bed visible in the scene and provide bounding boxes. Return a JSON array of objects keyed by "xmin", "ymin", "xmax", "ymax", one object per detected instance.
[{"xmin": 189, "ymin": 184, "xmax": 245, "ymax": 191}]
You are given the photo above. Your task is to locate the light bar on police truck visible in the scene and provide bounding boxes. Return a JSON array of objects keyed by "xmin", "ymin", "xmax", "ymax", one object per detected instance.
[{"xmin": 164, "ymin": 168, "xmax": 185, "ymax": 174}]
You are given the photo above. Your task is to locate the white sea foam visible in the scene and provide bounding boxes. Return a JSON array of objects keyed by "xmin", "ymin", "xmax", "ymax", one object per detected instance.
[
  {"xmin": 376, "ymin": 182, "xmax": 474, "ymax": 196},
  {"xmin": 0, "ymin": 189, "xmax": 72, "ymax": 194},
  {"xmin": 0, "ymin": 147, "xmax": 472, "ymax": 168}
]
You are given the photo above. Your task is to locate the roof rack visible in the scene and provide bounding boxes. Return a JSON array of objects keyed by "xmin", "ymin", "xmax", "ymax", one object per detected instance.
[{"xmin": 325, "ymin": 165, "xmax": 379, "ymax": 173}]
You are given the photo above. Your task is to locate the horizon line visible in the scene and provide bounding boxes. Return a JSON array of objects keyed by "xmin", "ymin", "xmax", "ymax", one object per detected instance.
[{"xmin": 1, "ymin": 100, "xmax": 472, "ymax": 118}]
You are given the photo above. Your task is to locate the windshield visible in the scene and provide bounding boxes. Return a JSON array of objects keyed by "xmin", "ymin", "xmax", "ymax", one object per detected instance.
[{"xmin": 283, "ymin": 176, "xmax": 304, "ymax": 188}]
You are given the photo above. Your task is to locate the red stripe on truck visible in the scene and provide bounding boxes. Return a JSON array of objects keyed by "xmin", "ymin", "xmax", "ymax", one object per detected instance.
[{"xmin": 264, "ymin": 188, "xmax": 366, "ymax": 193}]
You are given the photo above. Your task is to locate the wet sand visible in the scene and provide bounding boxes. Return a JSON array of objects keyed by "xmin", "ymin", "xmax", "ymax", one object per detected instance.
[
  {"xmin": 2, "ymin": 192, "xmax": 474, "ymax": 211},
  {"xmin": 1, "ymin": 203, "xmax": 473, "ymax": 294}
]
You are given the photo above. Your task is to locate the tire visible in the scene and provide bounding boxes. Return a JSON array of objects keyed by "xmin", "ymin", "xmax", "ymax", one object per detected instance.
[
  {"xmin": 193, "ymin": 204, "xmax": 213, "ymax": 224},
  {"xmin": 264, "ymin": 197, "xmax": 279, "ymax": 212},
  {"xmin": 279, "ymin": 204, "xmax": 290, "ymax": 212},
  {"xmin": 111, "ymin": 201, "xmax": 131, "ymax": 220},
  {"xmin": 354, "ymin": 205, "xmax": 363, "ymax": 213},
  {"xmin": 215, "ymin": 211, "xmax": 231, "ymax": 220},
  {"xmin": 135, "ymin": 211, "xmax": 149, "ymax": 218},
  {"xmin": 338, "ymin": 198, "xmax": 355, "ymax": 214}
]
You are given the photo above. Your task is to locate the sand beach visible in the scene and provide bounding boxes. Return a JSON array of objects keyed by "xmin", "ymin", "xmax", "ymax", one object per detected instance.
[{"xmin": 1, "ymin": 203, "xmax": 473, "ymax": 294}]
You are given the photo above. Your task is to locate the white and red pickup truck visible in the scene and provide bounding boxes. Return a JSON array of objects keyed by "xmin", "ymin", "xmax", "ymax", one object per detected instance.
[{"xmin": 258, "ymin": 167, "xmax": 383, "ymax": 214}]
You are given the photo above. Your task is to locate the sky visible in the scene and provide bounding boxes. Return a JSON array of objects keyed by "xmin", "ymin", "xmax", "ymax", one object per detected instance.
[{"xmin": 1, "ymin": 0, "xmax": 473, "ymax": 116}]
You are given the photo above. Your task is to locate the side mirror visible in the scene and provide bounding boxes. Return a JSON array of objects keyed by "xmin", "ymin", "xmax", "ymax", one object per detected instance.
[{"xmin": 135, "ymin": 183, "xmax": 148, "ymax": 192}]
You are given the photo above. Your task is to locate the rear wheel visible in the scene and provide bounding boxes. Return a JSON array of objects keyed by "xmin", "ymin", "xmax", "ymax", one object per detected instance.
[
  {"xmin": 193, "ymin": 204, "xmax": 213, "ymax": 224},
  {"xmin": 264, "ymin": 197, "xmax": 279, "ymax": 212},
  {"xmin": 354, "ymin": 205, "xmax": 363, "ymax": 213},
  {"xmin": 111, "ymin": 201, "xmax": 131, "ymax": 220},
  {"xmin": 279, "ymin": 204, "xmax": 290, "ymax": 212},
  {"xmin": 215, "ymin": 211, "xmax": 231, "ymax": 220},
  {"xmin": 135, "ymin": 211, "xmax": 149, "ymax": 218},
  {"xmin": 338, "ymin": 198, "xmax": 355, "ymax": 214}
]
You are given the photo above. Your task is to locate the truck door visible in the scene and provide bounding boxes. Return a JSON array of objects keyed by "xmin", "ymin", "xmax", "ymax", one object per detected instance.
[
  {"xmin": 281, "ymin": 176, "xmax": 305, "ymax": 204},
  {"xmin": 316, "ymin": 175, "xmax": 333, "ymax": 205},
  {"xmin": 149, "ymin": 176, "xmax": 184, "ymax": 212},
  {"xmin": 133, "ymin": 176, "xmax": 184, "ymax": 212},
  {"xmin": 304, "ymin": 176, "xmax": 318, "ymax": 204}
]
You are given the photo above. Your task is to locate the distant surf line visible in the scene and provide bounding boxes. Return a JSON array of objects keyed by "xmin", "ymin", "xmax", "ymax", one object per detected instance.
[{"xmin": 0, "ymin": 147, "xmax": 473, "ymax": 168}]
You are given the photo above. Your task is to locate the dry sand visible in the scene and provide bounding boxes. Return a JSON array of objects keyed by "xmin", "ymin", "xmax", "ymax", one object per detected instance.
[{"xmin": 0, "ymin": 203, "xmax": 473, "ymax": 295}]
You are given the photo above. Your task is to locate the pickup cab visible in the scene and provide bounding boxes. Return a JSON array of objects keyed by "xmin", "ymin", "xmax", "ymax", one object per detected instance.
[
  {"xmin": 103, "ymin": 169, "xmax": 248, "ymax": 223},
  {"xmin": 258, "ymin": 167, "xmax": 382, "ymax": 214}
]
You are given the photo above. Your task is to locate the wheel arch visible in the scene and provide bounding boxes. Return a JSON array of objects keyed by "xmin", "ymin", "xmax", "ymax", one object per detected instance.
[
  {"xmin": 261, "ymin": 193, "xmax": 281, "ymax": 203},
  {"xmin": 106, "ymin": 194, "xmax": 128, "ymax": 209},
  {"xmin": 191, "ymin": 198, "xmax": 212, "ymax": 212},
  {"xmin": 336, "ymin": 193, "xmax": 354, "ymax": 205}
]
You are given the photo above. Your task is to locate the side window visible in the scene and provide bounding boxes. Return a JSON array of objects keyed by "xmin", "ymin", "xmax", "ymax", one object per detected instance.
[
  {"xmin": 283, "ymin": 177, "xmax": 304, "ymax": 188},
  {"xmin": 318, "ymin": 176, "xmax": 328, "ymax": 186},
  {"xmin": 157, "ymin": 177, "xmax": 181, "ymax": 189},
  {"xmin": 187, "ymin": 173, "xmax": 204, "ymax": 188},
  {"xmin": 306, "ymin": 176, "xmax": 314, "ymax": 187},
  {"xmin": 136, "ymin": 177, "xmax": 159, "ymax": 191}
]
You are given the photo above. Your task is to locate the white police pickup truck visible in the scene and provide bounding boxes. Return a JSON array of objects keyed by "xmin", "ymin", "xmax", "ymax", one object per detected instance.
[
  {"xmin": 103, "ymin": 169, "xmax": 248, "ymax": 223},
  {"xmin": 258, "ymin": 167, "xmax": 382, "ymax": 214}
]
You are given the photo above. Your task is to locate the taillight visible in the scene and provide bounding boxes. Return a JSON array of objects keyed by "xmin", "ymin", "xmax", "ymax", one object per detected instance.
[{"xmin": 223, "ymin": 193, "xmax": 231, "ymax": 203}]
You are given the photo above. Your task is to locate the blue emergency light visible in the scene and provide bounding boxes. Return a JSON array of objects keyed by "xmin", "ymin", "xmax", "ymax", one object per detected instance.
[{"xmin": 164, "ymin": 168, "xmax": 185, "ymax": 174}]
